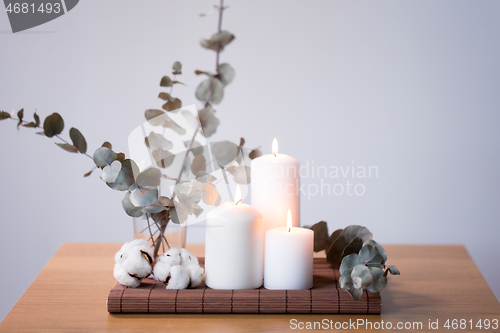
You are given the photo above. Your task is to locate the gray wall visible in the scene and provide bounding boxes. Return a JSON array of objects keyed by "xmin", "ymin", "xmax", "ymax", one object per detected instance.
[{"xmin": 1, "ymin": 0, "xmax": 499, "ymax": 321}]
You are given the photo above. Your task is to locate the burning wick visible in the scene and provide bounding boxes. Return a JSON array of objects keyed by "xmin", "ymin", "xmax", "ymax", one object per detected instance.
[{"xmin": 272, "ymin": 138, "xmax": 278, "ymax": 157}]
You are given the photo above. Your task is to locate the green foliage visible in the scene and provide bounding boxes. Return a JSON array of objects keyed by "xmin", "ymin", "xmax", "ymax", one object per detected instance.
[
  {"xmin": 43, "ymin": 113, "xmax": 64, "ymax": 138},
  {"xmin": 69, "ymin": 128, "xmax": 87, "ymax": 154},
  {"xmin": 196, "ymin": 77, "xmax": 224, "ymax": 104},
  {"xmin": 200, "ymin": 31, "xmax": 235, "ymax": 51},
  {"xmin": 308, "ymin": 222, "xmax": 400, "ymax": 300},
  {"xmin": 0, "ymin": 111, "xmax": 11, "ymax": 120}
]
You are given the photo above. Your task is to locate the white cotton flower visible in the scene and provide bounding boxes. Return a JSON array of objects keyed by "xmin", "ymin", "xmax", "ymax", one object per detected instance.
[
  {"xmin": 113, "ymin": 240, "xmax": 154, "ymax": 287},
  {"xmin": 114, "ymin": 263, "xmax": 142, "ymax": 288},
  {"xmin": 115, "ymin": 239, "xmax": 153, "ymax": 264},
  {"xmin": 160, "ymin": 248, "xmax": 182, "ymax": 266},
  {"xmin": 180, "ymin": 248, "xmax": 199, "ymax": 266},
  {"xmin": 166, "ymin": 265, "xmax": 191, "ymax": 289},
  {"xmin": 153, "ymin": 261, "xmax": 172, "ymax": 284},
  {"xmin": 187, "ymin": 263, "xmax": 205, "ymax": 288}
]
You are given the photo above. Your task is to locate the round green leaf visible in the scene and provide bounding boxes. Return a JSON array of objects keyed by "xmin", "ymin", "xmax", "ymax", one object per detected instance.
[
  {"xmin": 340, "ymin": 225, "xmax": 373, "ymax": 244},
  {"xmin": 388, "ymin": 265, "xmax": 400, "ymax": 275},
  {"xmin": 69, "ymin": 127, "xmax": 87, "ymax": 154},
  {"xmin": 308, "ymin": 221, "xmax": 330, "ymax": 252},
  {"xmin": 339, "ymin": 253, "xmax": 362, "ymax": 275},
  {"xmin": 366, "ymin": 267, "xmax": 388, "ymax": 293},
  {"xmin": 108, "ymin": 159, "xmax": 140, "ymax": 191},
  {"xmin": 364, "ymin": 239, "xmax": 387, "ymax": 264},
  {"xmin": 43, "ymin": 113, "xmax": 64, "ymax": 138},
  {"xmin": 342, "ymin": 237, "xmax": 363, "ymax": 258},
  {"xmin": 160, "ymin": 76, "xmax": 173, "ymax": 87},
  {"xmin": 162, "ymin": 98, "xmax": 182, "ymax": 112},
  {"xmin": 326, "ymin": 235, "xmax": 347, "ymax": 267},
  {"xmin": 200, "ymin": 31, "xmax": 235, "ymax": 51},
  {"xmin": 359, "ymin": 244, "xmax": 378, "ymax": 264},
  {"xmin": 351, "ymin": 265, "xmax": 374, "ymax": 289},
  {"xmin": 145, "ymin": 132, "xmax": 173, "ymax": 151},
  {"xmin": 202, "ymin": 182, "xmax": 218, "ymax": 205},
  {"xmin": 93, "ymin": 147, "xmax": 117, "ymax": 167},
  {"xmin": 130, "ymin": 187, "xmax": 159, "ymax": 207},
  {"xmin": 101, "ymin": 160, "xmax": 122, "ymax": 183},
  {"xmin": 184, "ymin": 140, "xmax": 204, "ymax": 156},
  {"xmin": 339, "ymin": 269, "xmax": 353, "ymax": 291},
  {"xmin": 249, "ymin": 149, "xmax": 262, "ymax": 160},
  {"xmin": 198, "ymin": 107, "xmax": 220, "ymax": 137},
  {"xmin": 225, "ymin": 165, "xmax": 251, "ymax": 184},
  {"xmin": 210, "ymin": 141, "xmax": 239, "ymax": 166},
  {"xmin": 191, "ymin": 154, "xmax": 206, "ymax": 174},
  {"xmin": 217, "ymin": 63, "xmax": 235, "ymax": 86},
  {"xmin": 152, "ymin": 149, "xmax": 175, "ymax": 168},
  {"xmin": 144, "ymin": 109, "xmax": 166, "ymax": 126},
  {"xmin": 122, "ymin": 192, "xmax": 144, "ymax": 218},
  {"xmin": 136, "ymin": 168, "xmax": 161, "ymax": 188},
  {"xmin": 0, "ymin": 111, "xmax": 11, "ymax": 120},
  {"xmin": 172, "ymin": 61, "xmax": 182, "ymax": 74},
  {"xmin": 195, "ymin": 77, "xmax": 224, "ymax": 104}
]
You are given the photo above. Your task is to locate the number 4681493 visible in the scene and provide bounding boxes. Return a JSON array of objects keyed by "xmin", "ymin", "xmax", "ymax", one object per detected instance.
[{"xmin": 6, "ymin": 3, "xmax": 61, "ymax": 14}]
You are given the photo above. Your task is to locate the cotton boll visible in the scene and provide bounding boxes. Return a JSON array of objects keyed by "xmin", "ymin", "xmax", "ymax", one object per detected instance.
[
  {"xmin": 160, "ymin": 248, "xmax": 182, "ymax": 266},
  {"xmin": 187, "ymin": 263, "xmax": 205, "ymax": 288},
  {"xmin": 180, "ymin": 248, "xmax": 199, "ymax": 266},
  {"xmin": 166, "ymin": 265, "xmax": 190, "ymax": 289},
  {"xmin": 115, "ymin": 239, "xmax": 153, "ymax": 264},
  {"xmin": 121, "ymin": 249, "xmax": 153, "ymax": 280},
  {"xmin": 153, "ymin": 260, "xmax": 172, "ymax": 284},
  {"xmin": 114, "ymin": 263, "xmax": 142, "ymax": 288}
]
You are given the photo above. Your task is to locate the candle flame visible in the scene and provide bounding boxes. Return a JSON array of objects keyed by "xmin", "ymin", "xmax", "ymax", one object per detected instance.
[
  {"xmin": 272, "ymin": 138, "xmax": 278, "ymax": 157},
  {"xmin": 287, "ymin": 209, "xmax": 292, "ymax": 232},
  {"xmin": 234, "ymin": 185, "xmax": 242, "ymax": 205}
]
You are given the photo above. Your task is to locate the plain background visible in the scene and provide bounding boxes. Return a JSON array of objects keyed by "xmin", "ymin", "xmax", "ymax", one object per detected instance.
[{"xmin": 1, "ymin": 0, "xmax": 499, "ymax": 321}]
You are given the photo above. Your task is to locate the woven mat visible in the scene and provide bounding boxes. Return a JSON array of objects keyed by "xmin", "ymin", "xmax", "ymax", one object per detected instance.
[{"xmin": 108, "ymin": 258, "xmax": 381, "ymax": 314}]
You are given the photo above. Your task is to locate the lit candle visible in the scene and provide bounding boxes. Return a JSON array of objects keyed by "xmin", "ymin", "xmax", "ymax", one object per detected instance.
[
  {"xmin": 264, "ymin": 210, "xmax": 313, "ymax": 290},
  {"xmin": 205, "ymin": 186, "xmax": 264, "ymax": 289},
  {"xmin": 251, "ymin": 138, "xmax": 300, "ymax": 232}
]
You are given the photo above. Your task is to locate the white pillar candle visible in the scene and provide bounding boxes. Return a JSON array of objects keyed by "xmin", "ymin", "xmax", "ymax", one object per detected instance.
[
  {"xmin": 205, "ymin": 186, "xmax": 264, "ymax": 289},
  {"xmin": 264, "ymin": 210, "xmax": 313, "ymax": 290},
  {"xmin": 251, "ymin": 138, "xmax": 300, "ymax": 232}
]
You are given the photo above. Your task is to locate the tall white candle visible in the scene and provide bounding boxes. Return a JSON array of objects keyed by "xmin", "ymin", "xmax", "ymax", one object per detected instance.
[
  {"xmin": 205, "ymin": 186, "xmax": 264, "ymax": 289},
  {"xmin": 251, "ymin": 138, "xmax": 300, "ymax": 232},
  {"xmin": 264, "ymin": 210, "xmax": 313, "ymax": 290}
]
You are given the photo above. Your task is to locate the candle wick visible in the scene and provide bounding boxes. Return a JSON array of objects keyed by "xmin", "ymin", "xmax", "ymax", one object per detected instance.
[
  {"xmin": 273, "ymin": 153, "xmax": 276, "ymax": 157},
  {"xmin": 235, "ymin": 199, "xmax": 243, "ymax": 205},
  {"xmin": 288, "ymin": 227, "xmax": 291, "ymax": 232}
]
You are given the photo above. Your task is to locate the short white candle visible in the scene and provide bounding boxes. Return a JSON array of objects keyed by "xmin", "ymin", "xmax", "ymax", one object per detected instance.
[
  {"xmin": 205, "ymin": 186, "xmax": 264, "ymax": 289},
  {"xmin": 264, "ymin": 210, "xmax": 313, "ymax": 290},
  {"xmin": 251, "ymin": 138, "xmax": 300, "ymax": 232}
]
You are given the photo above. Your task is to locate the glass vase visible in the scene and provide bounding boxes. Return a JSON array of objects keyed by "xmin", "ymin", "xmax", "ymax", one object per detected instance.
[{"xmin": 133, "ymin": 216, "xmax": 186, "ymax": 256}]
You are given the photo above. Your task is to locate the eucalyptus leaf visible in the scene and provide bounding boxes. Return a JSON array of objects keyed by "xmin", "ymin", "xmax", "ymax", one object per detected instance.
[
  {"xmin": 347, "ymin": 285, "xmax": 364, "ymax": 301},
  {"xmin": 136, "ymin": 168, "xmax": 161, "ymax": 188},
  {"xmin": 145, "ymin": 132, "xmax": 173, "ymax": 151},
  {"xmin": 158, "ymin": 92, "xmax": 172, "ymax": 101},
  {"xmin": 191, "ymin": 154, "xmax": 206, "ymax": 174},
  {"xmin": 198, "ymin": 106, "xmax": 220, "ymax": 137},
  {"xmin": 184, "ymin": 140, "xmax": 204, "ymax": 156},
  {"xmin": 200, "ymin": 30, "xmax": 235, "ymax": 51},
  {"xmin": 195, "ymin": 77, "xmax": 224, "ymax": 104},
  {"xmin": 83, "ymin": 169, "xmax": 94, "ymax": 177},
  {"xmin": 358, "ymin": 244, "xmax": 379, "ymax": 264},
  {"xmin": 329, "ymin": 229, "xmax": 343, "ymax": 244},
  {"xmin": 17, "ymin": 109, "xmax": 24, "ymax": 129},
  {"xmin": 339, "ymin": 253, "xmax": 362, "ymax": 275},
  {"xmin": 340, "ymin": 225, "xmax": 373, "ymax": 244},
  {"xmin": 141, "ymin": 201, "xmax": 167, "ymax": 214},
  {"xmin": 162, "ymin": 98, "xmax": 182, "ymax": 112},
  {"xmin": 160, "ymin": 196, "xmax": 174, "ymax": 207},
  {"xmin": 0, "ymin": 111, "xmax": 11, "ymax": 120},
  {"xmin": 102, "ymin": 142, "xmax": 112, "ymax": 150},
  {"xmin": 339, "ymin": 269, "xmax": 353, "ymax": 290},
  {"xmin": 249, "ymin": 149, "xmax": 262, "ymax": 160},
  {"xmin": 169, "ymin": 207, "xmax": 186, "ymax": 224},
  {"xmin": 160, "ymin": 76, "xmax": 173, "ymax": 87},
  {"xmin": 122, "ymin": 192, "xmax": 144, "ymax": 218},
  {"xmin": 172, "ymin": 61, "xmax": 182, "ymax": 74},
  {"xmin": 108, "ymin": 159, "xmax": 139, "ymax": 191},
  {"xmin": 366, "ymin": 267, "xmax": 388, "ymax": 293},
  {"xmin": 225, "ymin": 165, "xmax": 251, "ymax": 184},
  {"xmin": 145, "ymin": 109, "xmax": 166, "ymax": 126},
  {"xmin": 22, "ymin": 122, "xmax": 37, "ymax": 128},
  {"xmin": 308, "ymin": 221, "xmax": 330, "ymax": 252},
  {"xmin": 33, "ymin": 112, "xmax": 40, "ymax": 127},
  {"xmin": 210, "ymin": 141, "xmax": 239, "ymax": 166},
  {"xmin": 152, "ymin": 149, "xmax": 175, "ymax": 168},
  {"xmin": 130, "ymin": 187, "xmax": 159, "ymax": 207},
  {"xmin": 351, "ymin": 265, "xmax": 374, "ymax": 289},
  {"xmin": 43, "ymin": 113, "xmax": 64, "ymax": 138},
  {"xmin": 69, "ymin": 127, "xmax": 87, "ymax": 154},
  {"xmin": 116, "ymin": 153, "xmax": 126, "ymax": 162},
  {"xmin": 342, "ymin": 237, "xmax": 363, "ymax": 258},
  {"xmin": 202, "ymin": 182, "xmax": 218, "ymax": 205},
  {"xmin": 102, "ymin": 160, "xmax": 122, "ymax": 183},
  {"xmin": 55, "ymin": 143, "xmax": 78, "ymax": 153},
  {"xmin": 93, "ymin": 147, "xmax": 117, "ymax": 167},
  {"xmin": 326, "ymin": 235, "xmax": 347, "ymax": 267},
  {"xmin": 388, "ymin": 265, "xmax": 400, "ymax": 275},
  {"xmin": 217, "ymin": 63, "xmax": 235, "ymax": 86},
  {"xmin": 163, "ymin": 119, "xmax": 186, "ymax": 135},
  {"xmin": 364, "ymin": 240, "xmax": 387, "ymax": 264}
]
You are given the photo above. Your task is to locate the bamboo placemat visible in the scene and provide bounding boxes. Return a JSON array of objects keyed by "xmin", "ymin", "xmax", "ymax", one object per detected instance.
[{"xmin": 108, "ymin": 258, "xmax": 381, "ymax": 314}]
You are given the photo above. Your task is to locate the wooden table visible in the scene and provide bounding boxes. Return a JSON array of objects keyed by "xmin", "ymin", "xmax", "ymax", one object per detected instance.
[{"xmin": 1, "ymin": 244, "xmax": 499, "ymax": 332}]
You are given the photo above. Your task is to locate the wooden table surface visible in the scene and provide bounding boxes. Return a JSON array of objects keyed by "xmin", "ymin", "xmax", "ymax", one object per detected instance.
[{"xmin": 1, "ymin": 244, "xmax": 499, "ymax": 332}]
